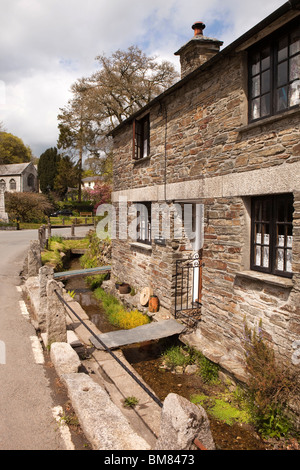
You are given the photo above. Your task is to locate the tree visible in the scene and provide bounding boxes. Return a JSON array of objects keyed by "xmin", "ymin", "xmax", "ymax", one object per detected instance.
[
  {"xmin": 38, "ymin": 147, "xmax": 61, "ymax": 194},
  {"xmin": 84, "ymin": 151, "xmax": 113, "ymax": 184},
  {"xmin": 57, "ymin": 84, "xmax": 97, "ymax": 201},
  {"xmin": 5, "ymin": 192, "xmax": 53, "ymax": 223},
  {"xmin": 0, "ymin": 132, "xmax": 32, "ymax": 164},
  {"xmin": 57, "ymin": 46, "xmax": 179, "ymax": 196},
  {"xmin": 89, "ymin": 46, "xmax": 179, "ymax": 125},
  {"xmin": 82, "ymin": 180, "xmax": 112, "ymax": 211},
  {"xmin": 53, "ymin": 155, "xmax": 78, "ymax": 198}
]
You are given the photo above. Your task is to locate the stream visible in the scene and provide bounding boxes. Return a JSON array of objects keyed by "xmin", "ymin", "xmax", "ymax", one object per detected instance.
[{"xmin": 63, "ymin": 256, "xmax": 282, "ymax": 450}]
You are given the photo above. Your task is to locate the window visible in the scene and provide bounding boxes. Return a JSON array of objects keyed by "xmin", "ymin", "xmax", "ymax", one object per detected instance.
[
  {"xmin": 251, "ymin": 194, "xmax": 293, "ymax": 278},
  {"xmin": 0, "ymin": 179, "xmax": 6, "ymax": 190},
  {"xmin": 133, "ymin": 114, "xmax": 150, "ymax": 160},
  {"xmin": 136, "ymin": 202, "xmax": 151, "ymax": 245},
  {"xmin": 249, "ymin": 19, "xmax": 300, "ymax": 121},
  {"xmin": 27, "ymin": 173, "xmax": 35, "ymax": 188},
  {"xmin": 9, "ymin": 179, "xmax": 16, "ymax": 191}
]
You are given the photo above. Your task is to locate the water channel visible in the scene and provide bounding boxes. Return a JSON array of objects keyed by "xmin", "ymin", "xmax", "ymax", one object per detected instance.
[{"xmin": 63, "ymin": 255, "xmax": 270, "ymax": 450}]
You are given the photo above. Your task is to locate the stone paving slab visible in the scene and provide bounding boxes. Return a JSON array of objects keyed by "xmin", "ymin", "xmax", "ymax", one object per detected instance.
[{"xmin": 90, "ymin": 319, "xmax": 186, "ymax": 350}]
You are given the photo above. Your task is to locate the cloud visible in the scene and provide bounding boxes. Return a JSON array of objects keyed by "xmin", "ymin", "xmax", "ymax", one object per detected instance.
[{"xmin": 0, "ymin": 0, "xmax": 285, "ymax": 157}]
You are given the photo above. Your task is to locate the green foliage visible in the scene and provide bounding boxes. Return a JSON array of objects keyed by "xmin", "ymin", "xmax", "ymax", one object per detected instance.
[
  {"xmin": 53, "ymin": 155, "xmax": 79, "ymax": 198},
  {"xmin": 191, "ymin": 394, "xmax": 251, "ymax": 426},
  {"xmin": 85, "ymin": 274, "xmax": 108, "ymax": 290},
  {"xmin": 93, "ymin": 287, "xmax": 150, "ymax": 330},
  {"xmin": 38, "ymin": 147, "xmax": 61, "ymax": 193},
  {"xmin": 243, "ymin": 320, "xmax": 298, "ymax": 439},
  {"xmin": 41, "ymin": 236, "xmax": 89, "ymax": 271},
  {"xmin": 197, "ymin": 354, "xmax": 220, "ymax": 384},
  {"xmin": 49, "ymin": 235, "xmax": 64, "ymax": 243},
  {"xmin": 5, "ymin": 191, "xmax": 53, "ymax": 223},
  {"xmin": 161, "ymin": 344, "xmax": 219, "ymax": 383},
  {"xmin": 0, "ymin": 131, "xmax": 32, "ymax": 164},
  {"xmin": 79, "ymin": 230, "xmax": 111, "ymax": 290},
  {"xmin": 58, "ymin": 200, "xmax": 94, "ymax": 213},
  {"xmin": 161, "ymin": 345, "xmax": 192, "ymax": 369},
  {"xmin": 41, "ymin": 249, "xmax": 64, "ymax": 271},
  {"xmin": 123, "ymin": 396, "xmax": 139, "ymax": 408}
]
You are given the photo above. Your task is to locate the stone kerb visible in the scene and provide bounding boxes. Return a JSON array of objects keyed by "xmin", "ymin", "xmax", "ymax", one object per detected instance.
[
  {"xmin": 28, "ymin": 240, "xmax": 42, "ymax": 278},
  {"xmin": 50, "ymin": 342, "xmax": 81, "ymax": 378},
  {"xmin": 22, "ymin": 240, "xmax": 42, "ymax": 280},
  {"xmin": 38, "ymin": 225, "xmax": 47, "ymax": 250},
  {"xmin": 44, "ymin": 279, "xmax": 67, "ymax": 347},
  {"xmin": 38, "ymin": 265, "xmax": 54, "ymax": 332}
]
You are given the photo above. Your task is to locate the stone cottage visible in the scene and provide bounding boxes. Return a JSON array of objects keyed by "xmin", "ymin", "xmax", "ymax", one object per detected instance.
[
  {"xmin": 109, "ymin": 1, "xmax": 300, "ymax": 382},
  {"xmin": 0, "ymin": 162, "xmax": 38, "ymax": 193}
]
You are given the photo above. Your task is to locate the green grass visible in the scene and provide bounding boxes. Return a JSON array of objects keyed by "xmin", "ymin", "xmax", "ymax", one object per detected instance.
[
  {"xmin": 161, "ymin": 345, "xmax": 192, "ymax": 369},
  {"xmin": 41, "ymin": 236, "xmax": 89, "ymax": 270},
  {"xmin": 191, "ymin": 393, "xmax": 251, "ymax": 426},
  {"xmin": 19, "ymin": 223, "xmax": 42, "ymax": 229},
  {"xmin": 49, "ymin": 216, "xmax": 96, "ymax": 226},
  {"xmin": 161, "ymin": 344, "xmax": 220, "ymax": 383}
]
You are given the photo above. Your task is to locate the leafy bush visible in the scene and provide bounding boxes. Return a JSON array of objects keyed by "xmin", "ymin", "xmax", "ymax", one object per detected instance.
[
  {"xmin": 82, "ymin": 181, "xmax": 112, "ymax": 212},
  {"xmin": 243, "ymin": 320, "xmax": 299, "ymax": 439},
  {"xmin": 161, "ymin": 345, "xmax": 192, "ymax": 369},
  {"xmin": 161, "ymin": 344, "xmax": 219, "ymax": 382},
  {"xmin": 188, "ymin": 348, "xmax": 219, "ymax": 383},
  {"xmin": 6, "ymin": 191, "xmax": 53, "ymax": 222}
]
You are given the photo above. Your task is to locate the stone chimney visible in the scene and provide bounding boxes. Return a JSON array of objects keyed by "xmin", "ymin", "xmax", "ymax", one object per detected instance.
[{"xmin": 175, "ymin": 21, "xmax": 223, "ymax": 78}]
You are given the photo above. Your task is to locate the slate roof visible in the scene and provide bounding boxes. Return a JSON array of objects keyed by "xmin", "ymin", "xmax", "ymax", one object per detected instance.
[{"xmin": 0, "ymin": 162, "xmax": 33, "ymax": 176}]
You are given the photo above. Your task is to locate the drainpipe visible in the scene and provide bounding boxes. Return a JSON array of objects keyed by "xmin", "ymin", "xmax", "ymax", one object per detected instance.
[{"xmin": 159, "ymin": 100, "xmax": 168, "ymax": 202}]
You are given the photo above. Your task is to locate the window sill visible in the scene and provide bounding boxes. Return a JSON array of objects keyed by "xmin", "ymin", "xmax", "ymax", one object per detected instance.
[
  {"xmin": 236, "ymin": 270, "xmax": 293, "ymax": 288},
  {"xmin": 237, "ymin": 107, "xmax": 300, "ymax": 134},
  {"xmin": 133, "ymin": 155, "xmax": 151, "ymax": 166},
  {"xmin": 130, "ymin": 242, "xmax": 152, "ymax": 252}
]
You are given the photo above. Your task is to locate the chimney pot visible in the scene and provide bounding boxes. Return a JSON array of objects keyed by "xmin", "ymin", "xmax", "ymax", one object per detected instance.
[{"xmin": 192, "ymin": 21, "xmax": 206, "ymax": 36}]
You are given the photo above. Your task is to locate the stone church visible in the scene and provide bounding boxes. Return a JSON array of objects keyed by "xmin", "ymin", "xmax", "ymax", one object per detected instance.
[{"xmin": 0, "ymin": 162, "xmax": 38, "ymax": 193}]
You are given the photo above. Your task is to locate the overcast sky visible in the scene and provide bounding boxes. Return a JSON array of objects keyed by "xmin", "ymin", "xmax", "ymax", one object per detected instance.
[{"xmin": 0, "ymin": 0, "xmax": 285, "ymax": 158}]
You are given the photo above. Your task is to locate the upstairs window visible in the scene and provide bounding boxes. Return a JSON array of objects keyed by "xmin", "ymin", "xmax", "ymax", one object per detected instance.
[
  {"xmin": 133, "ymin": 114, "xmax": 150, "ymax": 160},
  {"xmin": 251, "ymin": 194, "xmax": 293, "ymax": 278},
  {"xmin": 136, "ymin": 202, "xmax": 151, "ymax": 245},
  {"xmin": 249, "ymin": 20, "xmax": 300, "ymax": 121}
]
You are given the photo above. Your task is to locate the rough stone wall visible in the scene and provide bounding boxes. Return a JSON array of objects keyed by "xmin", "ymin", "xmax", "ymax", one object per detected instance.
[
  {"xmin": 111, "ymin": 202, "xmax": 177, "ymax": 312},
  {"xmin": 113, "ymin": 52, "xmax": 300, "ymax": 192},
  {"xmin": 195, "ymin": 193, "xmax": 300, "ymax": 372},
  {"xmin": 111, "ymin": 43, "xmax": 300, "ymax": 377}
]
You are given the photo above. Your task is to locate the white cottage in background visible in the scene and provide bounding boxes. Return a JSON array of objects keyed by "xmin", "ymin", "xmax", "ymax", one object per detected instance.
[
  {"xmin": 81, "ymin": 175, "xmax": 103, "ymax": 190},
  {"xmin": 0, "ymin": 162, "xmax": 38, "ymax": 192}
]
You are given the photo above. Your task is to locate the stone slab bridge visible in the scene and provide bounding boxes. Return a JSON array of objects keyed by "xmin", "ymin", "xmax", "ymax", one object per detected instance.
[
  {"xmin": 90, "ymin": 319, "xmax": 186, "ymax": 350},
  {"xmin": 53, "ymin": 265, "xmax": 111, "ymax": 280}
]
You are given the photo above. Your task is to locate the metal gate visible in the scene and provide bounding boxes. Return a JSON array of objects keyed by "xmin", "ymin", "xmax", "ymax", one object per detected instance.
[{"xmin": 174, "ymin": 252, "xmax": 203, "ymax": 327}]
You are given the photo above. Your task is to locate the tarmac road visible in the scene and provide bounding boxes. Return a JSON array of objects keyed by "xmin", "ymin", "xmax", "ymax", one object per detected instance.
[{"xmin": 0, "ymin": 227, "xmax": 90, "ymax": 450}]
